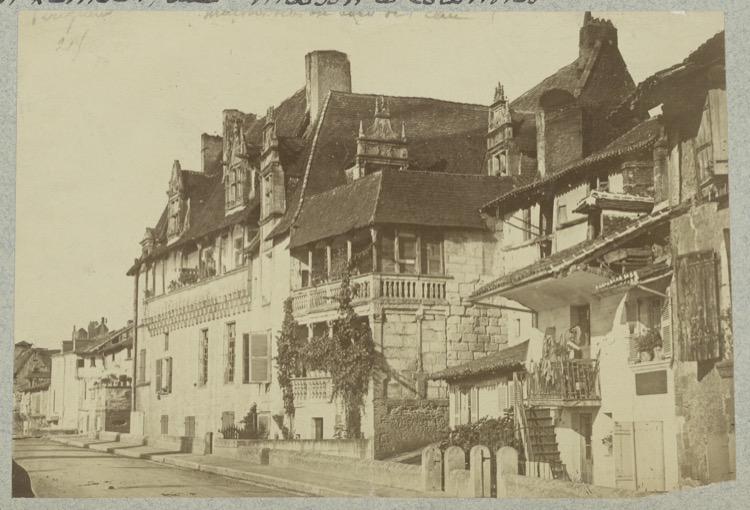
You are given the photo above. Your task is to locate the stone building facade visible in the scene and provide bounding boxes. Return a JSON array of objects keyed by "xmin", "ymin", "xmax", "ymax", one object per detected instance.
[{"xmin": 126, "ymin": 13, "xmax": 664, "ymax": 459}]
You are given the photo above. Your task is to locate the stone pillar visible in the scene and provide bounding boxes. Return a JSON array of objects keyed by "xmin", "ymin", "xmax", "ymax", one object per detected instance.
[
  {"xmin": 470, "ymin": 445, "xmax": 492, "ymax": 497},
  {"xmin": 421, "ymin": 445, "xmax": 442, "ymax": 492},
  {"xmin": 496, "ymin": 446, "xmax": 519, "ymax": 498}
]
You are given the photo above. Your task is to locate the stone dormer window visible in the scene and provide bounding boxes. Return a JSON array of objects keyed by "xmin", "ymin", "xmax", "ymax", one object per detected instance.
[
  {"xmin": 487, "ymin": 83, "xmax": 515, "ymax": 177},
  {"xmin": 167, "ymin": 160, "xmax": 186, "ymax": 241},
  {"xmin": 226, "ymin": 119, "xmax": 249, "ymax": 212},
  {"xmin": 348, "ymin": 96, "xmax": 408, "ymax": 181}
]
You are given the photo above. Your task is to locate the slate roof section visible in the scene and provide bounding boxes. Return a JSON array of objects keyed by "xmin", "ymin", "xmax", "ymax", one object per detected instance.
[
  {"xmin": 430, "ymin": 340, "xmax": 529, "ymax": 381},
  {"xmin": 611, "ymin": 31, "xmax": 725, "ymax": 119},
  {"xmin": 480, "ymin": 117, "xmax": 663, "ymax": 213},
  {"xmin": 288, "ymin": 169, "xmax": 519, "ymax": 249},
  {"xmin": 471, "ymin": 202, "xmax": 688, "ymax": 300}
]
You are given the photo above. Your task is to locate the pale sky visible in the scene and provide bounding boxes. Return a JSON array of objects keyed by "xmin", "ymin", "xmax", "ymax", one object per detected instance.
[{"xmin": 15, "ymin": 11, "xmax": 724, "ymax": 350}]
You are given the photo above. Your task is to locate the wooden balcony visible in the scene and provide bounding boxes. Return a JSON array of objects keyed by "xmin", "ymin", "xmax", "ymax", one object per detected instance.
[
  {"xmin": 292, "ymin": 376, "xmax": 333, "ymax": 405},
  {"xmin": 526, "ymin": 359, "xmax": 601, "ymax": 407},
  {"xmin": 291, "ymin": 273, "xmax": 449, "ymax": 315}
]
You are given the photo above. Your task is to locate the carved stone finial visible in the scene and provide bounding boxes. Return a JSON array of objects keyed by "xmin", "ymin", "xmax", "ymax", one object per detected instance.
[
  {"xmin": 494, "ymin": 82, "xmax": 506, "ymax": 103},
  {"xmin": 401, "ymin": 121, "xmax": 406, "ymax": 141},
  {"xmin": 375, "ymin": 95, "xmax": 390, "ymax": 118}
]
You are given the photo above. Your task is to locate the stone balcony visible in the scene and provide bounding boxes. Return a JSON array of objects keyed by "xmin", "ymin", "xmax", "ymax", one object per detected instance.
[
  {"xmin": 292, "ymin": 376, "xmax": 333, "ymax": 405},
  {"xmin": 291, "ymin": 273, "xmax": 450, "ymax": 316}
]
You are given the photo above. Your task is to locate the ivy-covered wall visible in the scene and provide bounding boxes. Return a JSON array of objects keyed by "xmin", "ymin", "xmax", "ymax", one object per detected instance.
[{"xmin": 372, "ymin": 398, "xmax": 448, "ymax": 460}]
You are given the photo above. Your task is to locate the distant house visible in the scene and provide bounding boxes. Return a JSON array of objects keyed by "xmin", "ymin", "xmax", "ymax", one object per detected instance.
[
  {"xmin": 437, "ymin": 30, "xmax": 731, "ymax": 492},
  {"xmin": 13, "ymin": 343, "xmax": 59, "ymax": 436}
]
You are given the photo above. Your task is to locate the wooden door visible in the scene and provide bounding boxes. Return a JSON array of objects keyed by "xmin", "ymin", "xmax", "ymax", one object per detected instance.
[
  {"xmin": 614, "ymin": 422, "xmax": 636, "ymax": 490},
  {"xmin": 313, "ymin": 418, "xmax": 324, "ymax": 440},
  {"xmin": 634, "ymin": 421, "xmax": 665, "ymax": 491},
  {"xmin": 579, "ymin": 413, "xmax": 594, "ymax": 484}
]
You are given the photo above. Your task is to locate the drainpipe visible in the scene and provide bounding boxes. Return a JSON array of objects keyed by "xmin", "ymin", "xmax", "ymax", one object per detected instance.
[{"xmin": 416, "ymin": 306, "xmax": 425, "ymax": 372}]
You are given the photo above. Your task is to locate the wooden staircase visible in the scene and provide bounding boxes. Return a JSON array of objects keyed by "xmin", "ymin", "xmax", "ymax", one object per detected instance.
[{"xmin": 525, "ymin": 407, "xmax": 568, "ymax": 480}]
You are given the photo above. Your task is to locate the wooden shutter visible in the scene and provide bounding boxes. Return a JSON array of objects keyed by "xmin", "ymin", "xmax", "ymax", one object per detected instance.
[
  {"xmin": 155, "ymin": 359, "xmax": 162, "ymax": 393},
  {"xmin": 452, "ymin": 387, "xmax": 460, "ymax": 427},
  {"xmin": 614, "ymin": 421, "xmax": 636, "ymax": 490},
  {"xmin": 661, "ymin": 296, "xmax": 673, "ymax": 359},
  {"xmin": 250, "ymin": 333, "xmax": 270, "ymax": 382},
  {"xmin": 243, "ymin": 334, "xmax": 250, "ymax": 383},
  {"xmin": 626, "ymin": 301, "xmax": 639, "ymax": 362},
  {"xmin": 198, "ymin": 331, "xmax": 205, "ymax": 386},
  {"xmin": 676, "ymin": 251, "xmax": 721, "ymax": 361},
  {"xmin": 166, "ymin": 357, "xmax": 173, "ymax": 393},
  {"xmin": 708, "ymin": 89, "xmax": 728, "ymax": 174}
]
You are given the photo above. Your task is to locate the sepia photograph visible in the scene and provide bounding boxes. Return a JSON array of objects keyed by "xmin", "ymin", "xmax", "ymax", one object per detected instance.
[{"xmin": 11, "ymin": 9, "xmax": 733, "ymax": 500}]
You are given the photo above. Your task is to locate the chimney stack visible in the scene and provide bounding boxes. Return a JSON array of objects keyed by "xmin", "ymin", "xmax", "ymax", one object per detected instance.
[
  {"xmin": 305, "ymin": 51, "xmax": 352, "ymax": 123},
  {"xmin": 201, "ymin": 133, "xmax": 223, "ymax": 176},
  {"xmin": 579, "ymin": 12, "xmax": 618, "ymax": 63}
]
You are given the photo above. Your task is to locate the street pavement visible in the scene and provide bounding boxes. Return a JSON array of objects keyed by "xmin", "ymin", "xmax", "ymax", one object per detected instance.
[{"xmin": 12, "ymin": 437, "xmax": 305, "ymax": 498}]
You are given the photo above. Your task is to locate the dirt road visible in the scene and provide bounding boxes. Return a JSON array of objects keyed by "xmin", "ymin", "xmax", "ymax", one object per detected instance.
[{"xmin": 13, "ymin": 437, "xmax": 305, "ymax": 498}]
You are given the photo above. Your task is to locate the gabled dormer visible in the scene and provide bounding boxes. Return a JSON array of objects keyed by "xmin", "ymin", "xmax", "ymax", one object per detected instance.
[
  {"xmin": 225, "ymin": 118, "xmax": 253, "ymax": 214},
  {"xmin": 166, "ymin": 160, "xmax": 187, "ymax": 242},
  {"xmin": 260, "ymin": 106, "xmax": 285, "ymax": 223},
  {"xmin": 347, "ymin": 96, "xmax": 408, "ymax": 181},
  {"xmin": 487, "ymin": 83, "xmax": 515, "ymax": 176}
]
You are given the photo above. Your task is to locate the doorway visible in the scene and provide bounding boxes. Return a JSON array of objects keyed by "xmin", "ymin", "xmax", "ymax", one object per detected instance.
[
  {"xmin": 313, "ymin": 418, "xmax": 324, "ymax": 440},
  {"xmin": 578, "ymin": 412, "xmax": 594, "ymax": 484}
]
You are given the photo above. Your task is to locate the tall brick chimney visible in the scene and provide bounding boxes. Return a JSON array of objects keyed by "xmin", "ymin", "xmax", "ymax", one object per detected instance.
[{"xmin": 305, "ymin": 51, "xmax": 352, "ymax": 123}]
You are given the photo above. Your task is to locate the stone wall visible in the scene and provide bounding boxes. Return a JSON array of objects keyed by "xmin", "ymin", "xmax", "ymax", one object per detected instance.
[
  {"xmin": 372, "ymin": 398, "xmax": 449, "ymax": 460},
  {"xmin": 214, "ymin": 438, "xmax": 371, "ymax": 460}
]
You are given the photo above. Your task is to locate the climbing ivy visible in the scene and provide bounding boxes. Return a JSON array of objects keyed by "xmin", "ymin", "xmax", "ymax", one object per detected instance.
[
  {"xmin": 275, "ymin": 297, "xmax": 300, "ymax": 434},
  {"xmin": 301, "ymin": 262, "xmax": 376, "ymax": 439}
]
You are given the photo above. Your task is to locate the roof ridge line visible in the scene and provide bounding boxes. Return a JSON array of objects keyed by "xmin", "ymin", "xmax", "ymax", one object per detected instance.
[
  {"xmin": 289, "ymin": 90, "xmax": 334, "ymax": 230},
  {"xmin": 329, "ymin": 90, "xmax": 488, "ymax": 110}
]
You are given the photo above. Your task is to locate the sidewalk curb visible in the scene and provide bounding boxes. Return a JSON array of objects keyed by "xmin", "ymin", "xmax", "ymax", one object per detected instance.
[{"xmin": 50, "ymin": 437, "xmax": 371, "ymax": 497}]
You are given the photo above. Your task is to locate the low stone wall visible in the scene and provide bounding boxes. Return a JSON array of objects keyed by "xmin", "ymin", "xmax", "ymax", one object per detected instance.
[
  {"xmin": 214, "ymin": 438, "xmax": 371, "ymax": 460},
  {"xmin": 445, "ymin": 469, "xmax": 472, "ymax": 497},
  {"xmin": 373, "ymin": 398, "xmax": 449, "ymax": 460},
  {"xmin": 268, "ymin": 449, "xmax": 422, "ymax": 492},
  {"xmin": 496, "ymin": 447, "xmax": 645, "ymax": 499},
  {"xmin": 150, "ymin": 434, "xmax": 208, "ymax": 454}
]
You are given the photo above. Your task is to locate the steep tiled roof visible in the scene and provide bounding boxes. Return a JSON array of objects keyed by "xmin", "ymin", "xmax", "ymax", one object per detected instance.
[
  {"xmin": 480, "ymin": 117, "xmax": 663, "ymax": 213},
  {"xmin": 511, "ymin": 60, "xmax": 582, "ymax": 113},
  {"xmin": 430, "ymin": 341, "xmax": 529, "ymax": 381},
  {"xmin": 611, "ymin": 31, "xmax": 725, "ymax": 119},
  {"xmin": 471, "ymin": 202, "xmax": 688, "ymax": 300},
  {"xmin": 303, "ymin": 91, "xmax": 490, "ymax": 197},
  {"xmin": 288, "ymin": 169, "xmax": 519, "ymax": 249}
]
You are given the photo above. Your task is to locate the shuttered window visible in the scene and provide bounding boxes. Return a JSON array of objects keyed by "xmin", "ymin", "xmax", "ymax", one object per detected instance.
[
  {"xmin": 242, "ymin": 334, "xmax": 250, "ymax": 383},
  {"xmin": 155, "ymin": 359, "xmax": 162, "ymax": 393},
  {"xmin": 224, "ymin": 323, "xmax": 236, "ymax": 384},
  {"xmin": 198, "ymin": 329, "xmax": 209, "ymax": 387},
  {"xmin": 250, "ymin": 333, "xmax": 271, "ymax": 383},
  {"xmin": 676, "ymin": 251, "xmax": 721, "ymax": 361},
  {"xmin": 138, "ymin": 349, "xmax": 146, "ymax": 383}
]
